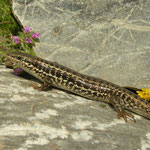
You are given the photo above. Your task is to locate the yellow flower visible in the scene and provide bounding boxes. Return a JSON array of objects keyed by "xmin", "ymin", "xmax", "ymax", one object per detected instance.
[{"xmin": 137, "ymin": 89, "xmax": 150, "ymax": 101}]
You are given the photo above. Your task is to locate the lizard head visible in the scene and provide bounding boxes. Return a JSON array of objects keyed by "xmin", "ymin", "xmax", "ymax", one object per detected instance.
[{"xmin": 7, "ymin": 52, "xmax": 28, "ymax": 63}]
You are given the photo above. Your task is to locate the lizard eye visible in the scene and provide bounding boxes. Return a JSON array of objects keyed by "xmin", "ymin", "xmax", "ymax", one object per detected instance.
[{"xmin": 17, "ymin": 56, "xmax": 22, "ymax": 60}]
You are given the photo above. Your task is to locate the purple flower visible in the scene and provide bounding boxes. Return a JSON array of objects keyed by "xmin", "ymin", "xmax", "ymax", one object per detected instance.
[
  {"xmin": 14, "ymin": 68, "xmax": 23, "ymax": 76},
  {"xmin": 24, "ymin": 26, "xmax": 31, "ymax": 34},
  {"xmin": 12, "ymin": 36, "xmax": 21, "ymax": 44},
  {"xmin": 25, "ymin": 37, "xmax": 31, "ymax": 43},
  {"xmin": 32, "ymin": 32, "xmax": 39, "ymax": 39}
]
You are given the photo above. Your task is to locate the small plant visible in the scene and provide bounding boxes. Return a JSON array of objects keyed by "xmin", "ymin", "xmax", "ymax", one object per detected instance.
[
  {"xmin": 0, "ymin": 0, "xmax": 20, "ymax": 36},
  {"xmin": 0, "ymin": 25, "xmax": 39, "ymax": 75},
  {"xmin": 0, "ymin": 25, "xmax": 39, "ymax": 64},
  {"xmin": 137, "ymin": 89, "xmax": 150, "ymax": 101}
]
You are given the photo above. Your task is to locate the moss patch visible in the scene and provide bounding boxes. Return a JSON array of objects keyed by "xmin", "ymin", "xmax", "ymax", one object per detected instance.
[{"xmin": 0, "ymin": 0, "xmax": 21, "ymax": 37}]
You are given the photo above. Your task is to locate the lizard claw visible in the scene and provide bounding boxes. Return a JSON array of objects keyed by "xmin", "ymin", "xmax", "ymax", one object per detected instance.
[
  {"xmin": 30, "ymin": 82, "xmax": 43, "ymax": 90},
  {"xmin": 117, "ymin": 110, "xmax": 136, "ymax": 123},
  {"xmin": 30, "ymin": 82, "xmax": 51, "ymax": 91}
]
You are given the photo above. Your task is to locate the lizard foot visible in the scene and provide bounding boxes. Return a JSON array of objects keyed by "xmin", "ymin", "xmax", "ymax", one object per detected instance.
[
  {"xmin": 30, "ymin": 82, "xmax": 51, "ymax": 91},
  {"xmin": 117, "ymin": 110, "xmax": 136, "ymax": 123},
  {"xmin": 30, "ymin": 83, "xmax": 43, "ymax": 90}
]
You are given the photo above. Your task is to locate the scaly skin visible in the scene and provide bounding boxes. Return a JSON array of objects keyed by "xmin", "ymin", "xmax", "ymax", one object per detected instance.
[{"xmin": 7, "ymin": 52, "xmax": 150, "ymax": 122}]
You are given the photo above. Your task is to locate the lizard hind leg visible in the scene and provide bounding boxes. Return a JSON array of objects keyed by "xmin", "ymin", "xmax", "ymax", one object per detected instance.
[
  {"xmin": 110, "ymin": 97, "xmax": 136, "ymax": 123},
  {"xmin": 117, "ymin": 110, "xmax": 136, "ymax": 123}
]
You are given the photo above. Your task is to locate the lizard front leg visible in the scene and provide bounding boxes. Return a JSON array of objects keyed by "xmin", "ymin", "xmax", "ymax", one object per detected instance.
[{"xmin": 30, "ymin": 82, "xmax": 52, "ymax": 91}]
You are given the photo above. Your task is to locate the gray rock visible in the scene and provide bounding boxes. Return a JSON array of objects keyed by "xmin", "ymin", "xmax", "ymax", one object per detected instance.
[
  {"xmin": 12, "ymin": 0, "xmax": 150, "ymax": 88},
  {"xmin": 0, "ymin": 0, "xmax": 150, "ymax": 149},
  {"xmin": 0, "ymin": 66, "xmax": 150, "ymax": 150}
]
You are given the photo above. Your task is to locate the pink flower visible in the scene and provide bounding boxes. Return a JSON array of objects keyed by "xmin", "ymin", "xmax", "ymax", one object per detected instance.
[
  {"xmin": 14, "ymin": 68, "xmax": 23, "ymax": 76},
  {"xmin": 32, "ymin": 32, "xmax": 39, "ymax": 39},
  {"xmin": 24, "ymin": 26, "xmax": 31, "ymax": 34},
  {"xmin": 12, "ymin": 36, "xmax": 21, "ymax": 44},
  {"xmin": 25, "ymin": 37, "xmax": 31, "ymax": 43}
]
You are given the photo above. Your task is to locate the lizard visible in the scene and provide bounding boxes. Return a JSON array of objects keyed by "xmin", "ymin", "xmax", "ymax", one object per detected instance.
[{"xmin": 6, "ymin": 52, "xmax": 150, "ymax": 122}]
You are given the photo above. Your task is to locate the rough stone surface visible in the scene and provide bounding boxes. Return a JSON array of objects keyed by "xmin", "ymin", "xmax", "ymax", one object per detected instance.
[
  {"xmin": 12, "ymin": 0, "xmax": 150, "ymax": 88},
  {"xmin": 0, "ymin": 0, "xmax": 150, "ymax": 149},
  {"xmin": 0, "ymin": 66, "xmax": 150, "ymax": 150}
]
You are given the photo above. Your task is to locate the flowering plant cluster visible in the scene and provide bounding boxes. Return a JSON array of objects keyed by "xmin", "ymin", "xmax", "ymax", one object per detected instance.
[
  {"xmin": 0, "ymin": 26, "xmax": 39, "ymax": 64},
  {"xmin": 137, "ymin": 89, "xmax": 150, "ymax": 101},
  {"xmin": 12, "ymin": 26, "xmax": 39, "ymax": 45},
  {"xmin": 0, "ymin": 26, "xmax": 39, "ymax": 75}
]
